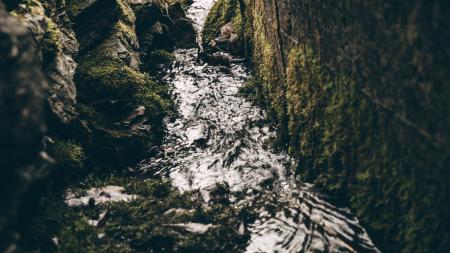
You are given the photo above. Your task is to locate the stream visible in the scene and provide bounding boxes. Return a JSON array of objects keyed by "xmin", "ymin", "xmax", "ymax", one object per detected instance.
[{"xmin": 139, "ymin": 1, "xmax": 380, "ymax": 252}]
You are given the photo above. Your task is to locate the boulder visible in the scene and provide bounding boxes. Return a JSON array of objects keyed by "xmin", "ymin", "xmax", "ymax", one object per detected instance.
[
  {"xmin": 134, "ymin": 1, "xmax": 196, "ymax": 53},
  {"xmin": 214, "ymin": 22, "xmax": 239, "ymax": 52},
  {"xmin": 70, "ymin": 0, "xmax": 170, "ymax": 166},
  {"xmin": 205, "ymin": 21, "xmax": 244, "ymax": 56},
  {"xmin": 16, "ymin": 0, "xmax": 79, "ymax": 124},
  {"xmin": 72, "ymin": 0, "xmax": 140, "ymax": 70}
]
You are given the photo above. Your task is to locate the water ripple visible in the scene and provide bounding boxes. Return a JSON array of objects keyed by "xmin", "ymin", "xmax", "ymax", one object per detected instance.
[{"xmin": 139, "ymin": 1, "xmax": 380, "ymax": 252}]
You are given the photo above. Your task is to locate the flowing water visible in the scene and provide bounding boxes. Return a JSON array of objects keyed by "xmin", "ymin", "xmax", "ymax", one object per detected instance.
[{"xmin": 140, "ymin": 1, "xmax": 380, "ymax": 252}]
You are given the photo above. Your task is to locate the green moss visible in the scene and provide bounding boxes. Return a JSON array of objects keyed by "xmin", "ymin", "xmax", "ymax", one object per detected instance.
[
  {"xmin": 143, "ymin": 50, "xmax": 176, "ymax": 70},
  {"xmin": 75, "ymin": 56, "xmax": 145, "ymax": 100},
  {"xmin": 75, "ymin": 51, "xmax": 172, "ymax": 117},
  {"xmin": 74, "ymin": 50, "xmax": 170, "ymax": 165},
  {"xmin": 14, "ymin": 0, "xmax": 62, "ymax": 63},
  {"xmin": 203, "ymin": 0, "xmax": 239, "ymax": 44},
  {"xmin": 150, "ymin": 50, "xmax": 175, "ymax": 63},
  {"xmin": 248, "ymin": 2, "xmax": 287, "ymax": 141},
  {"xmin": 285, "ymin": 45, "xmax": 329, "ymax": 157},
  {"xmin": 41, "ymin": 17, "xmax": 62, "ymax": 61},
  {"xmin": 114, "ymin": 20, "xmax": 138, "ymax": 43},
  {"xmin": 135, "ymin": 85, "xmax": 172, "ymax": 121},
  {"xmin": 202, "ymin": 0, "xmax": 242, "ymax": 45},
  {"xmin": 238, "ymin": 77, "xmax": 266, "ymax": 108},
  {"xmin": 262, "ymin": 37, "xmax": 449, "ymax": 251},
  {"xmin": 49, "ymin": 140, "xmax": 86, "ymax": 171},
  {"xmin": 17, "ymin": 176, "xmax": 249, "ymax": 253},
  {"xmin": 116, "ymin": 0, "xmax": 136, "ymax": 26}
]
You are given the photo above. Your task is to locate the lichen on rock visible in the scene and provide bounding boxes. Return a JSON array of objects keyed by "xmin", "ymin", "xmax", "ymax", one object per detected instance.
[{"xmin": 14, "ymin": 0, "xmax": 79, "ymax": 124}]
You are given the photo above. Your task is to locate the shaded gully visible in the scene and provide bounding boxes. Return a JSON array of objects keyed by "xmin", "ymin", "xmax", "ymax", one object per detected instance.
[{"xmin": 139, "ymin": 1, "xmax": 380, "ymax": 252}]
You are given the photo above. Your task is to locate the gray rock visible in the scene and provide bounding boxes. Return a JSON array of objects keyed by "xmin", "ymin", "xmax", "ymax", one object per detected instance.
[
  {"xmin": 214, "ymin": 22, "xmax": 240, "ymax": 55},
  {"xmin": 134, "ymin": 1, "xmax": 196, "ymax": 53},
  {"xmin": 16, "ymin": 0, "xmax": 79, "ymax": 123},
  {"xmin": 73, "ymin": 0, "xmax": 141, "ymax": 69}
]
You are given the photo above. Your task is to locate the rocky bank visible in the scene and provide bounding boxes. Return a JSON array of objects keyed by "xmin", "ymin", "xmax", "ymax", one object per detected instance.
[
  {"xmin": 1, "ymin": 0, "xmax": 449, "ymax": 252},
  {"xmin": 0, "ymin": 0, "xmax": 198, "ymax": 250},
  {"xmin": 203, "ymin": 0, "xmax": 450, "ymax": 252}
]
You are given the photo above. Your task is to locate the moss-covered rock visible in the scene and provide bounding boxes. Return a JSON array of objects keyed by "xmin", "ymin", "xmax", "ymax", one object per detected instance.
[
  {"xmin": 68, "ymin": 0, "xmax": 174, "ymax": 168},
  {"xmin": 134, "ymin": 0, "xmax": 196, "ymax": 57},
  {"xmin": 14, "ymin": 0, "xmax": 79, "ymax": 124},
  {"xmin": 49, "ymin": 140, "xmax": 86, "ymax": 171},
  {"xmin": 233, "ymin": 0, "xmax": 450, "ymax": 251},
  {"xmin": 202, "ymin": 0, "xmax": 249, "ymax": 56},
  {"xmin": 0, "ymin": 0, "xmax": 190, "ymax": 250},
  {"xmin": 75, "ymin": 56, "xmax": 145, "ymax": 101},
  {"xmin": 143, "ymin": 49, "xmax": 175, "ymax": 69},
  {"xmin": 17, "ymin": 176, "xmax": 249, "ymax": 253}
]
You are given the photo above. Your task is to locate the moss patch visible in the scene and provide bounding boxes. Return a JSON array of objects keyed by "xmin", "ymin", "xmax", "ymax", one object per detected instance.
[
  {"xmin": 49, "ymin": 140, "xmax": 86, "ymax": 171},
  {"xmin": 17, "ymin": 176, "xmax": 250, "ymax": 253},
  {"xmin": 75, "ymin": 56, "xmax": 145, "ymax": 100},
  {"xmin": 202, "ymin": 0, "xmax": 249, "ymax": 56}
]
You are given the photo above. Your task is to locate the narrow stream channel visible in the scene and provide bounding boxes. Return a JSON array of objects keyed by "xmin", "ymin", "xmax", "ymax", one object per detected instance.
[{"xmin": 140, "ymin": 1, "xmax": 381, "ymax": 252}]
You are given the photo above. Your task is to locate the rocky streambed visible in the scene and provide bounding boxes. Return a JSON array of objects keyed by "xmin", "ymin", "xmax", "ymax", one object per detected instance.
[
  {"xmin": 8, "ymin": 1, "xmax": 381, "ymax": 252},
  {"xmin": 137, "ymin": 0, "xmax": 381, "ymax": 252}
]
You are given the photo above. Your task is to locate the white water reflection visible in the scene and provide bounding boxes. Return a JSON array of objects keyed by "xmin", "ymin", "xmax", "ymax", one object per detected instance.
[{"xmin": 140, "ymin": 1, "xmax": 381, "ymax": 252}]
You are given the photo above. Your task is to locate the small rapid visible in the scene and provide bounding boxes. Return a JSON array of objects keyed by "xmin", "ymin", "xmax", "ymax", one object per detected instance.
[{"xmin": 139, "ymin": 1, "xmax": 380, "ymax": 252}]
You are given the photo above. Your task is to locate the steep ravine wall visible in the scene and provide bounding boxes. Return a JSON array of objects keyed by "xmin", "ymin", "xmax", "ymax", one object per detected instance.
[
  {"xmin": 255, "ymin": 1, "xmax": 450, "ymax": 252},
  {"xmin": 0, "ymin": 0, "xmax": 195, "ymax": 249},
  {"xmin": 204, "ymin": 0, "xmax": 450, "ymax": 252}
]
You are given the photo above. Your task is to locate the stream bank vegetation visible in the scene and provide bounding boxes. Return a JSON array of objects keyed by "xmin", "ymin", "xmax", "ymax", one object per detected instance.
[
  {"xmin": 0, "ymin": 0, "xmax": 249, "ymax": 251},
  {"xmin": 1, "ymin": 0, "xmax": 449, "ymax": 252},
  {"xmin": 203, "ymin": 0, "xmax": 450, "ymax": 252},
  {"xmin": 17, "ymin": 176, "xmax": 250, "ymax": 253}
]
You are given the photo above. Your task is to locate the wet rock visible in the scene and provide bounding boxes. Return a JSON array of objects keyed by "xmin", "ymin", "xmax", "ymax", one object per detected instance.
[
  {"xmin": 134, "ymin": 0, "xmax": 196, "ymax": 55},
  {"xmin": 150, "ymin": 21, "xmax": 173, "ymax": 51},
  {"xmin": 65, "ymin": 185, "xmax": 138, "ymax": 207},
  {"xmin": 163, "ymin": 208, "xmax": 195, "ymax": 218},
  {"xmin": 87, "ymin": 210, "xmax": 108, "ymax": 227},
  {"xmin": 200, "ymin": 51, "xmax": 231, "ymax": 66},
  {"xmin": 214, "ymin": 22, "xmax": 239, "ymax": 53},
  {"xmin": 15, "ymin": 0, "xmax": 79, "ymax": 124},
  {"xmin": 87, "ymin": 122, "xmax": 157, "ymax": 167},
  {"xmin": 73, "ymin": 0, "xmax": 141, "ymax": 69},
  {"xmin": 0, "ymin": 0, "xmax": 47, "ymax": 244},
  {"xmin": 168, "ymin": 2, "xmax": 196, "ymax": 48},
  {"xmin": 169, "ymin": 222, "xmax": 218, "ymax": 234},
  {"xmin": 202, "ymin": 0, "xmax": 247, "ymax": 56},
  {"xmin": 209, "ymin": 182, "xmax": 231, "ymax": 205}
]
